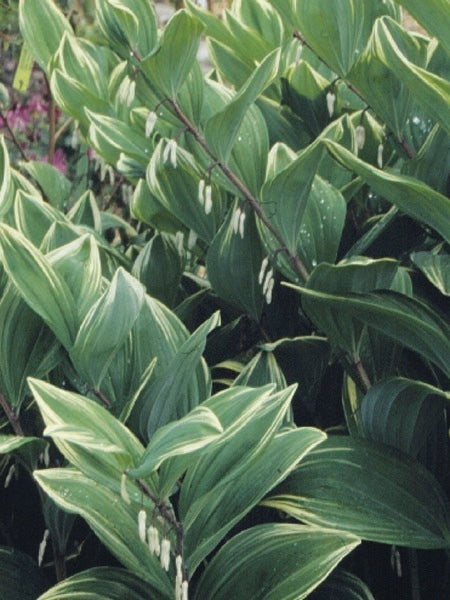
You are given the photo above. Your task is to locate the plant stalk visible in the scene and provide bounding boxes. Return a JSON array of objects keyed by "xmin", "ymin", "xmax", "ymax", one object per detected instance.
[{"xmin": 168, "ymin": 99, "xmax": 310, "ymax": 282}]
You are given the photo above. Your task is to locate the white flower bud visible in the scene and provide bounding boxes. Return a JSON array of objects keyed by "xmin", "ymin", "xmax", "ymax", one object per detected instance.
[
  {"xmin": 120, "ymin": 473, "xmax": 130, "ymax": 504},
  {"xmin": 239, "ymin": 210, "xmax": 246, "ymax": 239},
  {"xmin": 145, "ymin": 111, "xmax": 158, "ymax": 138},
  {"xmin": 265, "ymin": 277, "xmax": 275, "ymax": 305},
  {"xmin": 262, "ymin": 268, "xmax": 274, "ymax": 295},
  {"xmin": 176, "ymin": 555, "xmax": 183, "ymax": 580},
  {"xmin": 147, "ymin": 525, "xmax": 160, "ymax": 556},
  {"xmin": 138, "ymin": 510, "xmax": 147, "ymax": 543},
  {"xmin": 204, "ymin": 185, "xmax": 212, "ymax": 214},
  {"xmin": 175, "ymin": 231, "xmax": 184, "ymax": 253},
  {"xmin": 377, "ymin": 143, "xmax": 384, "ymax": 169},
  {"xmin": 187, "ymin": 230, "xmax": 198, "ymax": 250},
  {"xmin": 355, "ymin": 125, "xmax": 366, "ymax": 150},
  {"xmin": 43, "ymin": 444, "xmax": 50, "ymax": 467},
  {"xmin": 232, "ymin": 208, "xmax": 241, "ymax": 234},
  {"xmin": 198, "ymin": 179, "xmax": 205, "ymax": 205},
  {"xmin": 258, "ymin": 257, "xmax": 269, "ymax": 285},
  {"xmin": 160, "ymin": 538, "xmax": 171, "ymax": 571},
  {"xmin": 326, "ymin": 91, "xmax": 336, "ymax": 117},
  {"xmin": 4, "ymin": 463, "xmax": 15, "ymax": 488},
  {"xmin": 182, "ymin": 580, "xmax": 189, "ymax": 600},
  {"xmin": 163, "ymin": 139, "xmax": 178, "ymax": 168},
  {"xmin": 38, "ymin": 529, "xmax": 49, "ymax": 567}
]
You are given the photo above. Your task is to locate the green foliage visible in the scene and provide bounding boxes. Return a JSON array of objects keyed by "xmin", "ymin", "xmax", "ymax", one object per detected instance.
[{"xmin": 0, "ymin": 0, "xmax": 448, "ymax": 598}]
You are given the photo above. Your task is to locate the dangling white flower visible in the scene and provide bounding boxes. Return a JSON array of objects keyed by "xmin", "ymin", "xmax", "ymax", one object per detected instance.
[
  {"xmin": 147, "ymin": 525, "xmax": 161, "ymax": 556},
  {"xmin": 121, "ymin": 183, "xmax": 133, "ymax": 204},
  {"xmin": 204, "ymin": 185, "xmax": 212, "ymax": 215},
  {"xmin": 38, "ymin": 529, "xmax": 50, "ymax": 567},
  {"xmin": 145, "ymin": 111, "xmax": 157, "ymax": 138},
  {"xmin": 198, "ymin": 179, "xmax": 205, "ymax": 205},
  {"xmin": 176, "ymin": 555, "xmax": 183, "ymax": 580},
  {"xmin": 118, "ymin": 77, "xmax": 136, "ymax": 107},
  {"xmin": 175, "ymin": 555, "xmax": 183, "ymax": 599},
  {"xmin": 163, "ymin": 139, "xmax": 178, "ymax": 167},
  {"xmin": 262, "ymin": 268, "xmax": 274, "ymax": 296},
  {"xmin": 355, "ymin": 125, "xmax": 366, "ymax": 150},
  {"xmin": 138, "ymin": 510, "xmax": 147, "ymax": 543},
  {"xmin": 238, "ymin": 210, "xmax": 246, "ymax": 239},
  {"xmin": 187, "ymin": 230, "xmax": 198, "ymax": 250},
  {"xmin": 182, "ymin": 580, "xmax": 189, "ymax": 600},
  {"xmin": 232, "ymin": 208, "xmax": 241, "ymax": 234},
  {"xmin": 175, "ymin": 231, "xmax": 184, "ymax": 253},
  {"xmin": 160, "ymin": 538, "xmax": 171, "ymax": 571},
  {"xmin": 295, "ymin": 43, "xmax": 303, "ymax": 63},
  {"xmin": 43, "ymin": 444, "xmax": 50, "ymax": 467},
  {"xmin": 70, "ymin": 128, "xmax": 79, "ymax": 149},
  {"xmin": 258, "ymin": 257, "xmax": 269, "ymax": 285},
  {"xmin": 106, "ymin": 165, "xmax": 115, "ymax": 185},
  {"xmin": 265, "ymin": 277, "xmax": 275, "ymax": 305},
  {"xmin": 326, "ymin": 91, "xmax": 336, "ymax": 117},
  {"xmin": 4, "ymin": 463, "xmax": 15, "ymax": 488},
  {"xmin": 100, "ymin": 159, "xmax": 107, "ymax": 182},
  {"xmin": 377, "ymin": 143, "xmax": 384, "ymax": 169},
  {"xmin": 120, "ymin": 473, "xmax": 131, "ymax": 504}
]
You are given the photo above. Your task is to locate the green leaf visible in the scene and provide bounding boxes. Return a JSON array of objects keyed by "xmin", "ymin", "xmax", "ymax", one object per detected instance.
[
  {"xmin": 372, "ymin": 18, "xmax": 450, "ymax": 135},
  {"xmin": 130, "ymin": 179, "xmax": 186, "ymax": 234},
  {"xmin": 14, "ymin": 191, "xmax": 64, "ymax": 248},
  {"xmin": 50, "ymin": 70, "xmax": 111, "ymax": 131},
  {"xmin": 132, "ymin": 233, "xmax": 185, "ymax": 307},
  {"xmin": 281, "ymin": 61, "xmax": 330, "ymax": 137},
  {"xmin": 0, "ymin": 546, "xmax": 47, "ymax": 600},
  {"xmin": 38, "ymin": 567, "xmax": 158, "ymax": 600},
  {"xmin": 324, "ymin": 140, "xmax": 450, "ymax": 245},
  {"xmin": 179, "ymin": 387, "xmax": 326, "ymax": 572},
  {"xmin": 29, "ymin": 378, "xmax": 145, "ymax": 491},
  {"xmin": 261, "ymin": 336, "xmax": 331, "ymax": 411},
  {"xmin": 300, "ymin": 258, "xmax": 399, "ymax": 356},
  {"xmin": 0, "ymin": 137, "xmax": 15, "ymax": 217},
  {"xmin": 393, "ymin": 0, "xmax": 450, "ymax": 55},
  {"xmin": 141, "ymin": 10, "xmax": 204, "ymax": 98},
  {"xmin": 292, "ymin": 0, "xmax": 378, "ymax": 77},
  {"xmin": 142, "ymin": 312, "xmax": 220, "ymax": 437},
  {"xmin": 19, "ymin": 0, "xmax": 72, "ymax": 71},
  {"xmin": 360, "ymin": 377, "xmax": 449, "ymax": 457},
  {"xmin": 52, "ymin": 32, "xmax": 110, "ymax": 99},
  {"xmin": 0, "ymin": 224, "xmax": 77, "ymax": 350},
  {"xmin": 147, "ymin": 140, "xmax": 223, "ymax": 243},
  {"xmin": 290, "ymin": 282, "xmax": 450, "ymax": 378},
  {"xmin": 193, "ymin": 524, "xmax": 360, "ymax": 600},
  {"xmin": 234, "ymin": 350, "xmax": 287, "ymax": 391},
  {"xmin": 34, "ymin": 469, "xmax": 172, "ymax": 597},
  {"xmin": 86, "ymin": 110, "xmax": 151, "ymax": 166},
  {"xmin": 310, "ymin": 569, "xmax": 375, "ymax": 600},
  {"xmin": 71, "ymin": 268, "xmax": 145, "ymax": 389},
  {"xmin": 128, "ymin": 405, "xmax": 223, "ymax": 478},
  {"xmin": 264, "ymin": 436, "xmax": 450, "ymax": 549},
  {"xmin": 67, "ymin": 190, "xmax": 102, "ymax": 231},
  {"xmin": 348, "ymin": 23, "xmax": 427, "ymax": 141},
  {"xmin": 204, "ymin": 48, "xmax": 280, "ymax": 162},
  {"xmin": 404, "ymin": 125, "xmax": 450, "ymax": 194},
  {"xmin": 19, "ymin": 161, "xmax": 71, "ymax": 210},
  {"xmin": 206, "ymin": 207, "xmax": 265, "ymax": 320},
  {"xmin": 260, "ymin": 139, "xmax": 325, "ymax": 254},
  {"xmin": 411, "ymin": 251, "xmax": 450, "ymax": 295},
  {"xmin": 232, "ymin": 0, "xmax": 284, "ymax": 47},
  {"xmin": 95, "ymin": 0, "xmax": 158, "ymax": 59},
  {"xmin": 47, "ymin": 234, "xmax": 103, "ymax": 323},
  {"xmin": 0, "ymin": 286, "xmax": 60, "ymax": 408},
  {"xmin": 0, "ymin": 434, "xmax": 45, "ymax": 455}
]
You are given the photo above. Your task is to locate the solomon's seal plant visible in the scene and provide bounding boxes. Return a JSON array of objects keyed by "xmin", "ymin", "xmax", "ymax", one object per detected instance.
[{"xmin": 0, "ymin": 0, "xmax": 449, "ymax": 598}]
